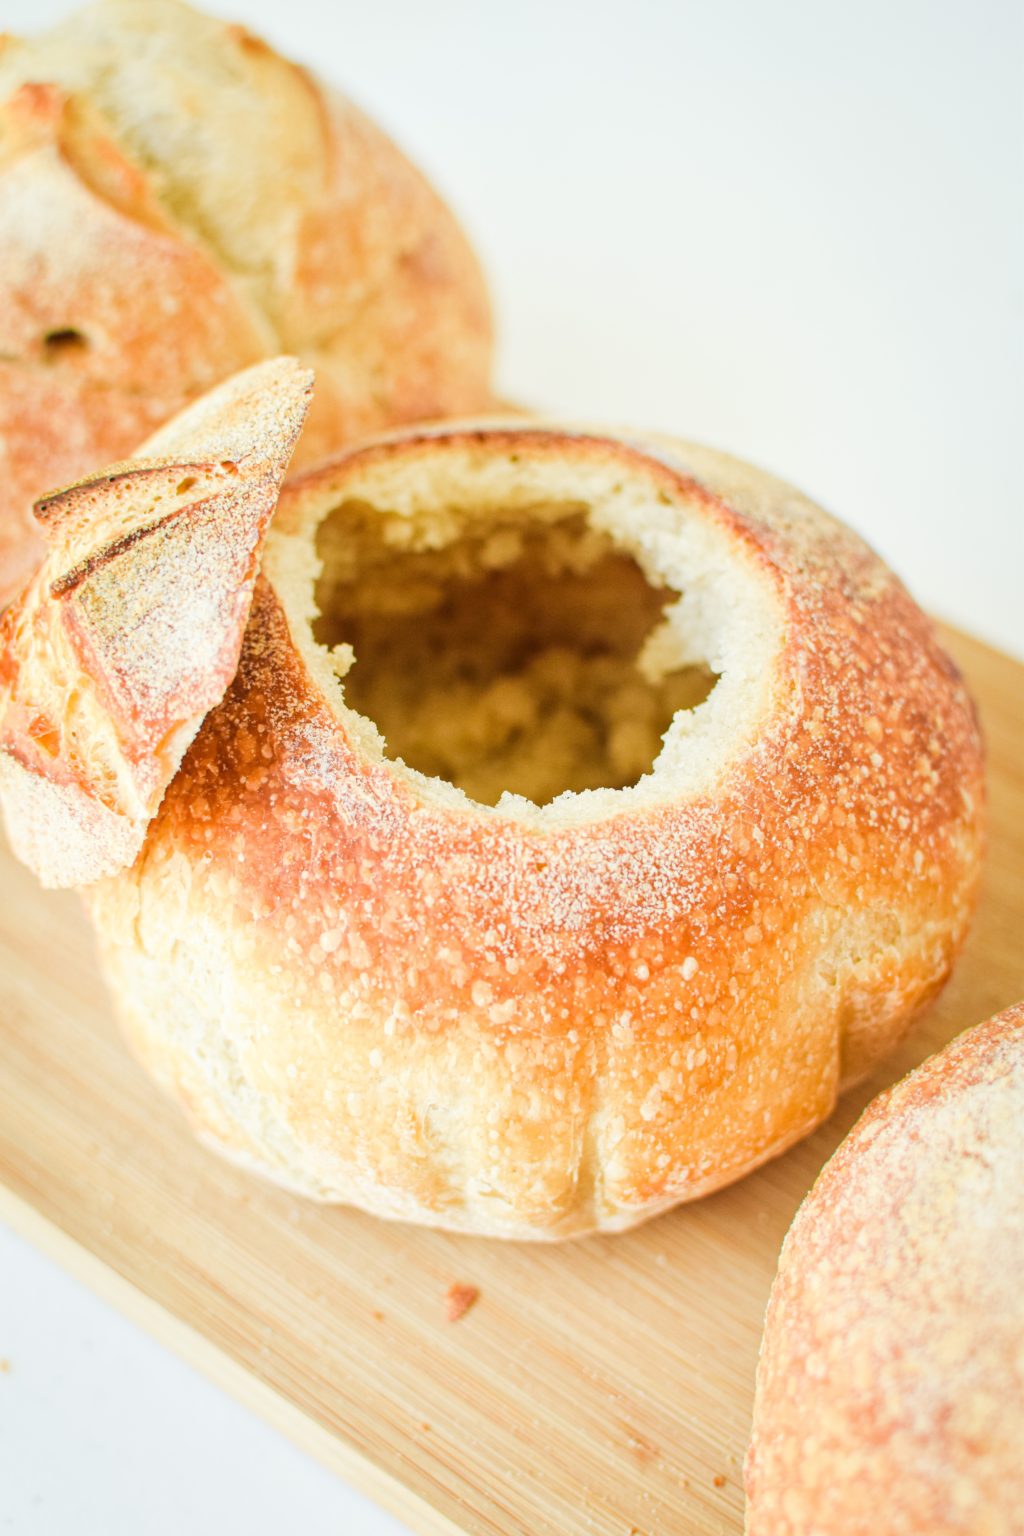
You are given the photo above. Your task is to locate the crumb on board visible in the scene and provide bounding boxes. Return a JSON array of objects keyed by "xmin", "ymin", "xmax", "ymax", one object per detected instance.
[
  {"xmin": 713, "ymin": 1473, "xmax": 727, "ymax": 1488},
  {"xmin": 372, "ymin": 1309, "xmax": 385, "ymax": 1322},
  {"xmin": 445, "ymin": 1282, "xmax": 479, "ymax": 1322}
]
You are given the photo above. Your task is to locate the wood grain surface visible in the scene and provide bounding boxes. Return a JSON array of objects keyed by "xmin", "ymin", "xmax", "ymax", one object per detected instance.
[{"xmin": 0, "ymin": 626, "xmax": 1020, "ymax": 1536}]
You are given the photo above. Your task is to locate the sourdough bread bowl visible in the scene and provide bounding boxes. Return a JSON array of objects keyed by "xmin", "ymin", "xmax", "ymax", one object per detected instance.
[
  {"xmin": 0, "ymin": 361, "xmax": 984, "ymax": 1238},
  {"xmin": 745, "ymin": 1003, "xmax": 1024, "ymax": 1535},
  {"xmin": 0, "ymin": 0, "xmax": 493, "ymax": 603}
]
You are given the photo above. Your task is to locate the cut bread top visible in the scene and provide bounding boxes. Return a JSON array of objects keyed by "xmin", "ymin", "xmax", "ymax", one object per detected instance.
[{"xmin": 0, "ymin": 356, "xmax": 311, "ymax": 886}]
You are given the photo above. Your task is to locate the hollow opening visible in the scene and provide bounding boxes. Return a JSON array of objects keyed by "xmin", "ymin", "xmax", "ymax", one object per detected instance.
[
  {"xmin": 313, "ymin": 503, "xmax": 718, "ymax": 808},
  {"xmin": 42, "ymin": 328, "xmax": 90, "ymax": 360}
]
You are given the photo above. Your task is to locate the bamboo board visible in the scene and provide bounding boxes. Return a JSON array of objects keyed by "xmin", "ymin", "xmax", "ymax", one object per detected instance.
[{"xmin": 0, "ymin": 626, "xmax": 1021, "ymax": 1536}]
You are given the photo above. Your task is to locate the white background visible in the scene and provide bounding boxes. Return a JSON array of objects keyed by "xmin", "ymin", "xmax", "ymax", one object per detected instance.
[{"xmin": 1, "ymin": 2, "xmax": 1021, "ymax": 1533}]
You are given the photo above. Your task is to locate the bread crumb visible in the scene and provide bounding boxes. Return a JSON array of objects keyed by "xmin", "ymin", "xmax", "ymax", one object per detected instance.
[
  {"xmin": 445, "ymin": 1282, "xmax": 479, "ymax": 1322},
  {"xmin": 713, "ymin": 1473, "xmax": 726, "ymax": 1488}
]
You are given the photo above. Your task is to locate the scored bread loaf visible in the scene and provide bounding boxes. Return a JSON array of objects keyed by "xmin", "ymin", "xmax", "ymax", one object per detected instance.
[
  {"xmin": 0, "ymin": 0, "xmax": 493, "ymax": 602},
  {"xmin": 745, "ymin": 1004, "xmax": 1024, "ymax": 1535},
  {"xmin": 0, "ymin": 368, "xmax": 985, "ymax": 1237}
]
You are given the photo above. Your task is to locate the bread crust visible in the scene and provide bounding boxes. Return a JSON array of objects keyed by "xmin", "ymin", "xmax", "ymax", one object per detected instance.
[
  {"xmin": 0, "ymin": 0, "xmax": 492, "ymax": 603},
  {"xmin": 68, "ymin": 419, "xmax": 985, "ymax": 1237},
  {"xmin": 745, "ymin": 1003, "xmax": 1024, "ymax": 1535}
]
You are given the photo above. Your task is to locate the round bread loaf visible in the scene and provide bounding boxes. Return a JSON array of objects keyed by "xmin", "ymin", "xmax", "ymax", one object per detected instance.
[
  {"xmin": 0, "ymin": 365, "xmax": 985, "ymax": 1236},
  {"xmin": 0, "ymin": 0, "xmax": 492, "ymax": 602},
  {"xmin": 745, "ymin": 1004, "xmax": 1024, "ymax": 1535}
]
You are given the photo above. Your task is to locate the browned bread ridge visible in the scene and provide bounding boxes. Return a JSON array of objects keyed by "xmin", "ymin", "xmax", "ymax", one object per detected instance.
[
  {"xmin": 0, "ymin": 0, "xmax": 493, "ymax": 602},
  {"xmin": 0, "ymin": 398, "xmax": 986, "ymax": 1237},
  {"xmin": 745, "ymin": 1004, "xmax": 1024, "ymax": 1535}
]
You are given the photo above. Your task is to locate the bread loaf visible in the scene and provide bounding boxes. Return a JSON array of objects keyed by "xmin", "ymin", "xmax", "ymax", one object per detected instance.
[
  {"xmin": 0, "ymin": 371, "xmax": 985, "ymax": 1237},
  {"xmin": 746, "ymin": 1004, "xmax": 1024, "ymax": 1535},
  {"xmin": 0, "ymin": 0, "xmax": 493, "ymax": 603}
]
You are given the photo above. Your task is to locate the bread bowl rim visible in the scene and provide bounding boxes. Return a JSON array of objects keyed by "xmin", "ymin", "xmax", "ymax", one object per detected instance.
[{"xmin": 262, "ymin": 421, "xmax": 793, "ymax": 831}]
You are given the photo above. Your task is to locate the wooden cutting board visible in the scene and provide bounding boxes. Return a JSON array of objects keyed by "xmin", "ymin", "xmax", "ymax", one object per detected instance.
[{"xmin": 0, "ymin": 625, "xmax": 1021, "ymax": 1536}]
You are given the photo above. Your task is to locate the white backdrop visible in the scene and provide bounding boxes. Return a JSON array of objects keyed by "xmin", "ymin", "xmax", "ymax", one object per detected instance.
[{"xmin": 1, "ymin": 3, "xmax": 1020, "ymax": 1534}]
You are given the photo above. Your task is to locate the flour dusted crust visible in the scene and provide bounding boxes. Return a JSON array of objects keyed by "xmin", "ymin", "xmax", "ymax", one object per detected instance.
[
  {"xmin": 0, "ymin": 357, "xmax": 311, "ymax": 886},
  {"xmin": 41, "ymin": 415, "xmax": 983, "ymax": 1239},
  {"xmin": 0, "ymin": 0, "xmax": 492, "ymax": 602},
  {"xmin": 745, "ymin": 1004, "xmax": 1024, "ymax": 1535}
]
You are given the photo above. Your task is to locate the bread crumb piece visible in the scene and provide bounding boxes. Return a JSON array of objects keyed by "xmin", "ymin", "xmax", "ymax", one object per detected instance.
[
  {"xmin": 713, "ymin": 1473, "xmax": 726, "ymax": 1488},
  {"xmin": 445, "ymin": 1282, "xmax": 479, "ymax": 1322}
]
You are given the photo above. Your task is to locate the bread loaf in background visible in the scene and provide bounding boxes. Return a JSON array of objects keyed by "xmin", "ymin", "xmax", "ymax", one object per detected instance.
[
  {"xmin": 0, "ymin": 0, "xmax": 493, "ymax": 603},
  {"xmin": 746, "ymin": 1003, "xmax": 1024, "ymax": 1535},
  {"xmin": 0, "ymin": 359, "xmax": 986, "ymax": 1237}
]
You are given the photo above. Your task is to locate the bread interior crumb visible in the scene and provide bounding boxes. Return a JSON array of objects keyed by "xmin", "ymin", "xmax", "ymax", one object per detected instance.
[{"xmin": 312, "ymin": 503, "xmax": 717, "ymax": 807}]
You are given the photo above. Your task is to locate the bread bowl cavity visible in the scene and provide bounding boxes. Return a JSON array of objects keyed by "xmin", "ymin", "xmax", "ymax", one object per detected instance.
[{"xmin": 268, "ymin": 430, "xmax": 785, "ymax": 826}]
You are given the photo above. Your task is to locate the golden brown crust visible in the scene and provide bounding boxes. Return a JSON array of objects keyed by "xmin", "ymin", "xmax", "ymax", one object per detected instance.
[
  {"xmin": 0, "ymin": 0, "xmax": 493, "ymax": 603},
  {"xmin": 745, "ymin": 1003, "xmax": 1024, "ymax": 1535},
  {"xmin": 76, "ymin": 420, "xmax": 985, "ymax": 1236},
  {"xmin": 0, "ymin": 357, "xmax": 311, "ymax": 887}
]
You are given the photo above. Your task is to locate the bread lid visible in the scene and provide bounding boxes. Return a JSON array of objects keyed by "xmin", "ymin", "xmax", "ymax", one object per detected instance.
[{"xmin": 0, "ymin": 356, "xmax": 312, "ymax": 887}]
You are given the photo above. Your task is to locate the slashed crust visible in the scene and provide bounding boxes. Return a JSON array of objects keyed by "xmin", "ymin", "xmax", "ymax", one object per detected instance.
[{"xmin": 0, "ymin": 79, "xmax": 272, "ymax": 595}]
